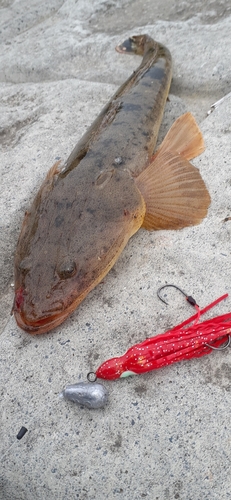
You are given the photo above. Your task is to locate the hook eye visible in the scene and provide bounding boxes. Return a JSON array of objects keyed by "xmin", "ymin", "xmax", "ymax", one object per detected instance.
[{"xmin": 87, "ymin": 372, "xmax": 97, "ymax": 382}]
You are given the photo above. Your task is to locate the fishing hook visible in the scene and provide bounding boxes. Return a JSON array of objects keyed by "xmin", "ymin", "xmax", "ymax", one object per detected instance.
[
  {"xmin": 157, "ymin": 284, "xmax": 198, "ymax": 307},
  {"xmin": 206, "ymin": 335, "xmax": 231, "ymax": 350}
]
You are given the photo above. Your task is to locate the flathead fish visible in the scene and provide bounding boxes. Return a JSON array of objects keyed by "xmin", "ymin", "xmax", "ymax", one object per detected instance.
[{"xmin": 13, "ymin": 35, "xmax": 210, "ymax": 334}]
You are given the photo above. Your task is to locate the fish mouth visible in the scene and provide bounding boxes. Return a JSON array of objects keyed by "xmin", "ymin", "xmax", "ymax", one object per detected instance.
[
  {"xmin": 13, "ymin": 285, "xmax": 88, "ymax": 334},
  {"xmin": 13, "ymin": 307, "xmax": 70, "ymax": 334},
  {"xmin": 13, "ymin": 285, "xmax": 78, "ymax": 334}
]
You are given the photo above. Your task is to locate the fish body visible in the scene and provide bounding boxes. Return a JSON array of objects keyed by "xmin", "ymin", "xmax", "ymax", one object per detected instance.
[
  {"xmin": 60, "ymin": 382, "xmax": 108, "ymax": 409},
  {"xmin": 13, "ymin": 35, "xmax": 210, "ymax": 334}
]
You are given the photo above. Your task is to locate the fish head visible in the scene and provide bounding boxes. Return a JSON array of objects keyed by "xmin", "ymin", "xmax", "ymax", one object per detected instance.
[{"xmin": 13, "ymin": 168, "xmax": 145, "ymax": 334}]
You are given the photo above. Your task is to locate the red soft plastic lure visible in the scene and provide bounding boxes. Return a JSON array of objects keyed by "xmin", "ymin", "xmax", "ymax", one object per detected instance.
[{"xmin": 96, "ymin": 293, "xmax": 231, "ymax": 380}]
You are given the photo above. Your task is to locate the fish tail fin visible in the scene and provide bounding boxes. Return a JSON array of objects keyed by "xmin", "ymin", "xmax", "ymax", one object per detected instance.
[
  {"xmin": 156, "ymin": 112, "xmax": 205, "ymax": 160},
  {"xmin": 135, "ymin": 114, "xmax": 211, "ymax": 231}
]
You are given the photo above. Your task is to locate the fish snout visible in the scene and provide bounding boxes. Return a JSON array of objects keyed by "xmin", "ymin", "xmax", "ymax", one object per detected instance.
[{"xmin": 13, "ymin": 286, "xmax": 68, "ymax": 334}]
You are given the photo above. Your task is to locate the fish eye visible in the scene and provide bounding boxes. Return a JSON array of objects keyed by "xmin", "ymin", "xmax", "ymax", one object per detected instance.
[{"xmin": 57, "ymin": 261, "xmax": 77, "ymax": 279}]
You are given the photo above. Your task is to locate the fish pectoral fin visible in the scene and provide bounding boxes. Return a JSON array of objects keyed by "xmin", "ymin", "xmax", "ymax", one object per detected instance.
[
  {"xmin": 135, "ymin": 149, "xmax": 211, "ymax": 230},
  {"xmin": 135, "ymin": 111, "xmax": 210, "ymax": 231},
  {"xmin": 155, "ymin": 112, "xmax": 205, "ymax": 161}
]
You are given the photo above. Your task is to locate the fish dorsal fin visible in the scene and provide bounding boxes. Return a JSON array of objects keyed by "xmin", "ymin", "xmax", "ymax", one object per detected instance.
[
  {"xmin": 135, "ymin": 114, "xmax": 210, "ymax": 231},
  {"xmin": 156, "ymin": 112, "xmax": 205, "ymax": 161}
]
